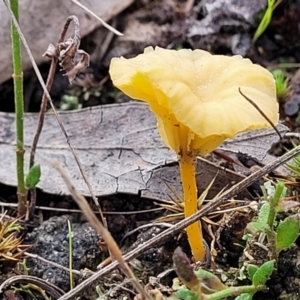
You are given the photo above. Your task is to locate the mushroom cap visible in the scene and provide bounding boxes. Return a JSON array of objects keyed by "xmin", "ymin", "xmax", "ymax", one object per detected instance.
[{"xmin": 109, "ymin": 47, "xmax": 279, "ymax": 155}]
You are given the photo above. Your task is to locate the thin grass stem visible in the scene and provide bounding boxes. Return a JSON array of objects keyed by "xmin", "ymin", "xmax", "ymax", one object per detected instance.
[{"xmin": 10, "ymin": 0, "xmax": 26, "ymax": 217}]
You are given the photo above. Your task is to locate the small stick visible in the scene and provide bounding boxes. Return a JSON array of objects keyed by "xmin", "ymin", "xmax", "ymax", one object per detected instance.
[
  {"xmin": 71, "ymin": 0, "xmax": 123, "ymax": 36},
  {"xmin": 0, "ymin": 201, "xmax": 163, "ymax": 215},
  {"xmin": 23, "ymin": 251, "xmax": 82, "ymax": 275},
  {"xmin": 239, "ymin": 87, "xmax": 282, "ymax": 139},
  {"xmin": 29, "ymin": 15, "xmax": 80, "ymax": 168},
  {"xmin": 53, "ymin": 161, "xmax": 152, "ymax": 300},
  {"xmin": 3, "ymin": 6, "xmax": 105, "ymax": 226},
  {"xmin": 28, "ymin": 16, "xmax": 81, "ymax": 217},
  {"xmin": 58, "ymin": 143, "xmax": 300, "ymax": 300}
]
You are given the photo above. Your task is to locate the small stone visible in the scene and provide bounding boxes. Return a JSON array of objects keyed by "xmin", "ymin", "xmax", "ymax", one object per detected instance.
[
  {"xmin": 284, "ymin": 94, "xmax": 300, "ymax": 116},
  {"xmin": 25, "ymin": 215, "xmax": 103, "ymax": 291}
]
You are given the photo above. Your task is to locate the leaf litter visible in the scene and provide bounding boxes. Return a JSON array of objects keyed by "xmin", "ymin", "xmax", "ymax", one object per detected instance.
[{"xmin": 0, "ymin": 102, "xmax": 286, "ymax": 199}]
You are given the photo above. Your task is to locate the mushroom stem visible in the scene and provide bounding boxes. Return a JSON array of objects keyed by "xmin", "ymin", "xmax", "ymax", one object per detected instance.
[{"xmin": 178, "ymin": 153, "xmax": 206, "ymax": 262}]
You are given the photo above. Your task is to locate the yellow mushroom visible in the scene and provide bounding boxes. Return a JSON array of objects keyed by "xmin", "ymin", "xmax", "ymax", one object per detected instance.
[{"xmin": 109, "ymin": 46, "xmax": 279, "ymax": 261}]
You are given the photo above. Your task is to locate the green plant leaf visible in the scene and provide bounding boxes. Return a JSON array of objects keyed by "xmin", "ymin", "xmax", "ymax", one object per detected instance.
[
  {"xmin": 60, "ymin": 95, "xmax": 81, "ymax": 111},
  {"xmin": 247, "ymin": 221, "xmax": 268, "ymax": 233},
  {"xmin": 25, "ymin": 165, "xmax": 41, "ymax": 189},
  {"xmin": 242, "ymin": 233, "xmax": 251, "ymax": 241},
  {"xmin": 247, "ymin": 264, "xmax": 259, "ymax": 281},
  {"xmin": 257, "ymin": 203, "xmax": 270, "ymax": 223},
  {"xmin": 176, "ymin": 288, "xmax": 199, "ymax": 300},
  {"xmin": 235, "ymin": 293, "xmax": 253, "ymax": 300},
  {"xmin": 247, "ymin": 203, "xmax": 270, "ymax": 233},
  {"xmin": 238, "ymin": 265, "xmax": 247, "ymax": 281},
  {"xmin": 253, "ymin": 0, "xmax": 276, "ymax": 43},
  {"xmin": 272, "ymin": 69, "xmax": 289, "ymax": 100},
  {"xmin": 276, "ymin": 218, "xmax": 300, "ymax": 252},
  {"xmin": 252, "ymin": 260, "xmax": 274, "ymax": 286},
  {"xmin": 286, "ymin": 154, "xmax": 300, "ymax": 177},
  {"xmin": 95, "ymin": 286, "xmax": 105, "ymax": 300},
  {"xmin": 271, "ymin": 181, "xmax": 286, "ymax": 208},
  {"xmin": 263, "ymin": 181, "xmax": 275, "ymax": 198},
  {"xmin": 195, "ymin": 269, "xmax": 226, "ymax": 294}
]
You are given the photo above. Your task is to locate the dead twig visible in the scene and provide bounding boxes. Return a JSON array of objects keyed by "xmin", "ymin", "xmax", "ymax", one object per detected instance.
[
  {"xmin": 3, "ymin": 4, "xmax": 105, "ymax": 226},
  {"xmin": 58, "ymin": 144, "xmax": 300, "ymax": 300},
  {"xmin": 120, "ymin": 222, "xmax": 175, "ymax": 244},
  {"xmin": 71, "ymin": 0, "xmax": 123, "ymax": 36},
  {"xmin": 239, "ymin": 87, "xmax": 282, "ymax": 139},
  {"xmin": 23, "ymin": 251, "xmax": 82, "ymax": 276},
  {"xmin": 53, "ymin": 161, "xmax": 152, "ymax": 300},
  {"xmin": 0, "ymin": 201, "xmax": 163, "ymax": 215},
  {"xmin": 29, "ymin": 16, "xmax": 88, "ymax": 217}
]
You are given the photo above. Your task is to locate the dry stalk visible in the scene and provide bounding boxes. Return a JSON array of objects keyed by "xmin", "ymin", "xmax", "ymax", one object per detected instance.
[
  {"xmin": 0, "ymin": 201, "xmax": 163, "ymax": 215},
  {"xmin": 239, "ymin": 88, "xmax": 282, "ymax": 139},
  {"xmin": 53, "ymin": 161, "xmax": 152, "ymax": 300},
  {"xmin": 3, "ymin": 4, "xmax": 105, "ymax": 225},
  {"xmin": 29, "ymin": 16, "xmax": 88, "ymax": 216},
  {"xmin": 71, "ymin": 0, "xmax": 123, "ymax": 36}
]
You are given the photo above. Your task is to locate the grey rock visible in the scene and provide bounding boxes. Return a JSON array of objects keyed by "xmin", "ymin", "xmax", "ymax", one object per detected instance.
[{"xmin": 25, "ymin": 215, "xmax": 103, "ymax": 291}]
